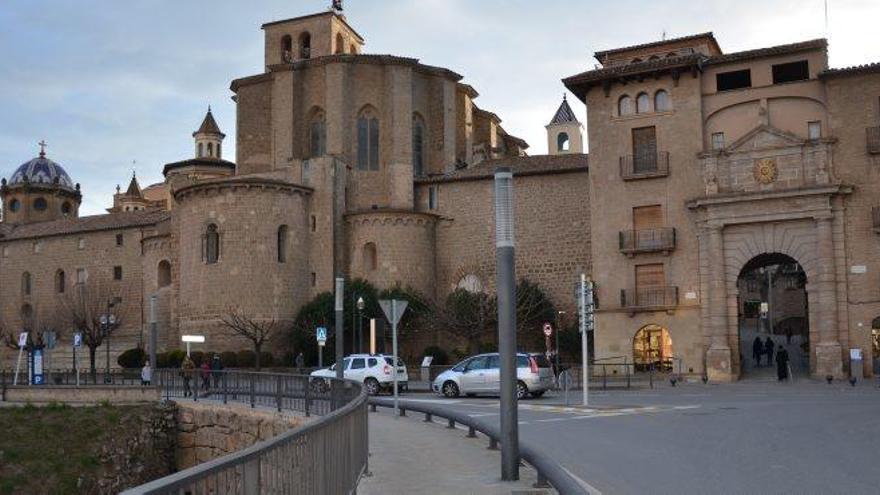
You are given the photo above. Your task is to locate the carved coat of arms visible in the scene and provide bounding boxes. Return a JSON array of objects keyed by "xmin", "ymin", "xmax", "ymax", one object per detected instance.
[{"xmin": 753, "ymin": 157, "xmax": 778, "ymax": 184}]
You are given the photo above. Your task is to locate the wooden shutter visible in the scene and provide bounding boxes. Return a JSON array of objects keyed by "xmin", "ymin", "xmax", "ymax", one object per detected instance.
[
  {"xmin": 633, "ymin": 205, "xmax": 663, "ymax": 230},
  {"xmin": 635, "ymin": 264, "xmax": 665, "ymax": 290}
]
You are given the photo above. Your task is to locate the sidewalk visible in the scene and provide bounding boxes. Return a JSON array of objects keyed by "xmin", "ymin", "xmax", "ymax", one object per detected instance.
[{"xmin": 359, "ymin": 406, "xmax": 548, "ymax": 495}]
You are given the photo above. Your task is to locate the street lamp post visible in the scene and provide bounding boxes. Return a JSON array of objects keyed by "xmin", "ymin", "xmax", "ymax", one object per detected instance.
[
  {"xmin": 99, "ymin": 304, "xmax": 117, "ymax": 384},
  {"xmin": 556, "ymin": 311, "xmax": 565, "ymax": 374},
  {"xmin": 357, "ymin": 296, "xmax": 365, "ymax": 354}
]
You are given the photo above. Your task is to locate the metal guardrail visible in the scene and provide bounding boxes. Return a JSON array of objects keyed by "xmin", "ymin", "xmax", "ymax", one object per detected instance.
[
  {"xmin": 121, "ymin": 369, "xmax": 368, "ymax": 495},
  {"xmin": 619, "ymin": 228, "xmax": 676, "ymax": 255},
  {"xmin": 619, "ymin": 286, "xmax": 679, "ymax": 309},
  {"xmin": 619, "ymin": 151, "xmax": 670, "ymax": 179},
  {"xmin": 368, "ymin": 397, "xmax": 588, "ymax": 495}
]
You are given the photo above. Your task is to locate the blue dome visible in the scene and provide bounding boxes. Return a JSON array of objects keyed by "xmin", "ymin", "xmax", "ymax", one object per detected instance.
[{"xmin": 9, "ymin": 155, "xmax": 75, "ymax": 190}]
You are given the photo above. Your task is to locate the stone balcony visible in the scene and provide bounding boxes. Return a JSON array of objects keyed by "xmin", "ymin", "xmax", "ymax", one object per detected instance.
[{"xmin": 618, "ymin": 227, "xmax": 676, "ymax": 256}]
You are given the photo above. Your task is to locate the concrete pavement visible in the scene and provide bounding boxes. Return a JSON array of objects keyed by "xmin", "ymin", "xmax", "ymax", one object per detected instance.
[{"xmin": 359, "ymin": 405, "xmax": 549, "ymax": 495}]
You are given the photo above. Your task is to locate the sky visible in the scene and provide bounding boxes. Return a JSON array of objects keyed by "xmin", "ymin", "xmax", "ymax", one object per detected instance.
[{"xmin": 1, "ymin": 0, "xmax": 879, "ymax": 216}]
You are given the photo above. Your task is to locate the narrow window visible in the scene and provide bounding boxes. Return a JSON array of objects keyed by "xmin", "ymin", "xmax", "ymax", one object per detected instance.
[
  {"xmin": 636, "ymin": 93, "xmax": 650, "ymax": 113},
  {"xmin": 310, "ymin": 111, "xmax": 326, "ymax": 157},
  {"xmin": 217, "ymin": 142, "xmax": 222, "ymax": 159},
  {"xmin": 310, "ymin": 215, "xmax": 317, "ymax": 232},
  {"xmin": 198, "ymin": 143, "xmax": 204, "ymax": 158},
  {"xmin": 363, "ymin": 242, "xmax": 377, "ymax": 271},
  {"xmin": 205, "ymin": 224, "xmax": 220, "ymax": 264},
  {"xmin": 412, "ymin": 114, "xmax": 426, "ymax": 176},
  {"xmin": 61, "ymin": 201, "xmax": 72, "ymax": 215},
  {"xmin": 428, "ymin": 186, "xmax": 438, "ymax": 210},
  {"xmin": 8, "ymin": 199, "xmax": 20, "ymax": 212},
  {"xmin": 357, "ymin": 109, "xmax": 380, "ymax": 170},
  {"xmin": 1, "ymin": 246, "xmax": 8, "ymax": 258},
  {"xmin": 357, "ymin": 117, "xmax": 368, "ymax": 170},
  {"xmin": 369, "ymin": 118, "xmax": 379, "ymax": 170},
  {"xmin": 33, "ymin": 197, "xmax": 47, "ymax": 211},
  {"xmin": 277, "ymin": 225, "xmax": 288, "ymax": 263},
  {"xmin": 618, "ymin": 95, "xmax": 633, "ymax": 116},
  {"xmin": 350, "ymin": 44, "xmax": 357, "ymax": 54},
  {"xmin": 22, "ymin": 272, "xmax": 32, "ymax": 296},
  {"xmin": 55, "ymin": 270, "xmax": 65, "ymax": 293},
  {"xmin": 335, "ymin": 33, "xmax": 344, "ymax": 54},
  {"xmin": 158, "ymin": 260, "xmax": 172, "ymax": 288},
  {"xmin": 711, "ymin": 132, "xmax": 725, "ymax": 150},
  {"xmin": 311, "ymin": 272, "xmax": 317, "ymax": 287},
  {"xmin": 808, "ymin": 121, "xmax": 822, "ymax": 140},
  {"xmin": 299, "ymin": 32, "xmax": 311, "ymax": 59},
  {"xmin": 207, "ymin": 142, "xmax": 214, "ymax": 157},
  {"xmin": 33, "ymin": 241, "xmax": 42, "ymax": 254},
  {"xmin": 716, "ymin": 69, "xmax": 752, "ymax": 91},
  {"xmin": 557, "ymin": 132, "xmax": 570, "ymax": 152},
  {"xmin": 654, "ymin": 90, "xmax": 671, "ymax": 112},
  {"xmin": 281, "ymin": 35, "xmax": 292, "ymax": 61},
  {"xmin": 114, "ymin": 266, "xmax": 123, "ymax": 280},
  {"xmin": 116, "ymin": 233, "xmax": 124, "ymax": 246},
  {"xmin": 78, "ymin": 238, "xmax": 85, "ymax": 250},
  {"xmin": 772, "ymin": 60, "xmax": 809, "ymax": 84}
]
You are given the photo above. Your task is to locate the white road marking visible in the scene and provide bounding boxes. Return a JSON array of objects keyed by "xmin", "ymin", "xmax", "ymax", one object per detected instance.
[{"xmin": 467, "ymin": 413, "xmax": 498, "ymax": 418}]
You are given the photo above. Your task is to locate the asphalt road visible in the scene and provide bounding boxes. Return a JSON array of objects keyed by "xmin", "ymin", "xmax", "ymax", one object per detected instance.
[{"xmin": 398, "ymin": 378, "xmax": 880, "ymax": 495}]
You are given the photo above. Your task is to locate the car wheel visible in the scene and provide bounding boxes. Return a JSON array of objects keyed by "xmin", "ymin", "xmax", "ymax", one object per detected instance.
[
  {"xmin": 364, "ymin": 378, "xmax": 380, "ymax": 396},
  {"xmin": 530, "ymin": 390, "xmax": 545, "ymax": 398},
  {"xmin": 516, "ymin": 381, "xmax": 529, "ymax": 400},
  {"xmin": 442, "ymin": 381, "xmax": 460, "ymax": 398}
]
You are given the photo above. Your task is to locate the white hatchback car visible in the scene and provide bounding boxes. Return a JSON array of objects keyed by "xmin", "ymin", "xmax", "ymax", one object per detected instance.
[{"xmin": 310, "ymin": 354, "xmax": 409, "ymax": 395}]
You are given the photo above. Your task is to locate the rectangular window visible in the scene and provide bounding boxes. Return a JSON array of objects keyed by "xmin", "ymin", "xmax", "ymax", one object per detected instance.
[
  {"xmin": 772, "ymin": 60, "xmax": 809, "ymax": 84},
  {"xmin": 711, "ymin": 132, "xmax": 725, "ymax": 150},
  {"xmin": 116, "ymin": 233, "xmax": 124, "ymax": 246},
  {"xmin": 632, "ymin": 126, "xmax": 657, "ymax": 172},
  {"xmin": 633, "ymin": 205, "xmax": 663, "ymax": 230},
  {"xmin": 113, "ymin": 266, "xmax": 123, "ymax": 280},
  {"xmin": 808, "ymin": 121, "xmax": 822, "ymax": 139},
  {"xmin": 716, "ymin": 69, "xmax": 752, "ymax": 91},
  {"xmin": 428, "ymin": 186, "xmax": 438, "ymax": 210},
  {"xmin": 635, "ymin": 263, "xmax": 665, "ymax": 290},
  {"xmin": 77, "ymin": 268, "xmax": 88, "ymax": 284}
]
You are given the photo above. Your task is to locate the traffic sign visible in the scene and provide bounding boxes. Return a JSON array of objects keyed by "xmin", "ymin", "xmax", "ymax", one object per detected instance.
[
  {"xmin": 543, "ymin": 322, "xmax": 552, "ymax": 337},
  {"xmin": 316, "ymin": 327, "xmax": 327, "ymax": 343},
  {"xmin": 379, "ymin": 299, "xmax": 408, "ymax": 326},
  {"xmin": 17, "ymin": 332, "xmax": 28, "ymax": 348},
  {"xmin": 73, "ymin": 332, "xmax": 83, "ymax": 347}
]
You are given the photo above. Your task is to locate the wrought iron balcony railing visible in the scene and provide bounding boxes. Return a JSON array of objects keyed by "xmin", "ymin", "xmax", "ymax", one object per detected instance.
[
  {"xmin": 620, "ymin": 286, "xmax": 679, "ymax": 310},
  {"xmin": 868, "ymin": 126, "xmax": 880, "ymax": 154},
  {"xmin": 620, "ymin": 151, "xmax": 669, "ymax": 180},
  {"xmin": 619, "ymin": 228, "xmax": 676, "ymax": 255}
]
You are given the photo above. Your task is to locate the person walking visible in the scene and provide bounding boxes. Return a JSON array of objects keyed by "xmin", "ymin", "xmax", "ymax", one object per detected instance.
[
  {"xmin": 776, "ymin": 345, "xmax": 790, "ymax": 381},
  {"xmin": 295, "ymin": 352, "xmax": 305, "ymax": 374},
  {"xmin": 752, "ymin": 336, "xmax": 763, "ymax": 367},
  {"xmin": 181, "ymin": 356, "xmax": 195, "ymax": 397},
  {"xmin": 200, "ymin": 360, "xmax": 211, "ymax": 391},
  {"xmin": 764, "ymin": 336, "xmax": 775, "ymax": 367},
  {"xmin": 210, "ymin": 354, "xmax": 223, "ymax": 388},
  {"xmin": 141, "ymin": 362, "xmax": 152, "ymax": 386}
]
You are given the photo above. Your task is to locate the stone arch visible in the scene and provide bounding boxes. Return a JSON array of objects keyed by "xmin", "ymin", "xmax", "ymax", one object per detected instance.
[
  {"xmin": 363, "ymin": 242, "xmax": 377, "ymax": 271},
  {"xmin": 158, "ymin": 260, "xmax": 172, "ymax": 288},
  {"xmin": 298, "ymin": 32, "xmax": 311, "ymax": 59},
  {"xmin": 632, "ymin": 324, "xmax": 673, "ymax": 372},
  {"xmin": 335, "ymin": 32, "xmax": 344, "ymax": 54}
]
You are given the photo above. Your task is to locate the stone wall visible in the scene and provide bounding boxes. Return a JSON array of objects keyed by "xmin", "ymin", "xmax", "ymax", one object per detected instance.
[
  {"xmin": 176, "ymin": 401, "xmax": 308, "ymax": 469},
  {"xmin": 3, "ymin": 385, "xmax": 161, "ymax": 405}
]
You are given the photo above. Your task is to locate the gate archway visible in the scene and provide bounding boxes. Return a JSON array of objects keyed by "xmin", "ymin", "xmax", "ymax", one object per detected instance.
[{"xmin": 633, "ymin": 324, "xmax": 673, "ymax": 372}]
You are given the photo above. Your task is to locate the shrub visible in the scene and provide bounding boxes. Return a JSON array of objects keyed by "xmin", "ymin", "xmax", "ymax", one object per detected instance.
[
  {"xmin": 166, "ymin": 349, "xmax": 186, "ymax": 368},
  {"xmin": 259, "ymin": 352, "xmax": 275, "ymax": 368},
  {"xmin": 282, "ymin": 351, "xmax": 296, "ymax": 367},
  {"xmin": 117, "ymin": 348, "xmax": 146, "ymax": 369},
  {"xmin": 422, "ymin": 345, "xmax": 449, "ymax": 366},
  {"xmin": 220, "ymin": 351, "xmax": 238, "ymax": 367},
  {"xmin": 236, "ymin": 350, "xmax": 256, "ymax": 368},
  {"xmin": 156, "ymin": 352, "xmax": 169, "ymax": 368},
  {"xmin": 190, "ymin": 351, "xmax": 205, "ymax": 367}
]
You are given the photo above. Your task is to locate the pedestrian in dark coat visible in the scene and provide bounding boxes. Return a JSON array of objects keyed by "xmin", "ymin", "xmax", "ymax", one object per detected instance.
[
  {"xmin": 752, "ymin": 337, "xmax": 763, "ymax": 366},
  {"xmin": 776, "ymin": 345, "xmax": 790, "ymax": 381},
  {"xmin": 211, "ymin": 354, "xmax": 223, "ymax": 388},
  {"xmin": 295, "ymin": 352, "xmax": 305, "ymax": 374},
  {"xmin": 764, "ymin": 337, "xmax": 774, "ymax": 367}
]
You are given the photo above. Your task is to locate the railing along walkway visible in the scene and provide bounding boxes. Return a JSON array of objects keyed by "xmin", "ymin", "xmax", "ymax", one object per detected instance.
[{"xmin": 122, "ymin": 369, "xmax": 368, "ymax": 495}]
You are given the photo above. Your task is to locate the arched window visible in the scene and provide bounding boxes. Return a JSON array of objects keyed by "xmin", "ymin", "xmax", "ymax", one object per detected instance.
[
  {"xmin": 557, "ymin": 132, "xmax": 570, "ymax": 152},
  {"xmin": 654, "ymin": 90, "xmax": 671, "ymax": 112},
  {"xmin": 205, "ymin": 224, "xmax": 220, "ymax": 264},
  {"xmin": 281, "ymin": 35, "xmax": 292, "ymax": 61},
  {"xmin": 350, "ymin": 44, "xmax": 357, "ymax": 54},
  {"xmin": 363, "ymin": 242, "xmax": 377, "ymax": 271},
  {"xmin": 632, "ymin": 324, "xmax": 673, "ymax": 372},
  {"xmin": 299, "ymin": 32, "xmax": 311, "ymax": 59},
  {"xmin": 61, "ymin": 201, "xmax": 72, "ymax": 215},
  {"xmin": 618, "ymin": 95, "xmax": 634, "ymax": 116},
  {"xmin": 9, "ymin": 199, "xmax": 20, "ymax": 212},
  {"xmin": 22, "ymin": 272, "xmax": 32, "ymax": 296},
  {"xmin": 309, "ymin": 108, "xmax": 326, "ymax": 157},
  {"xmin": 412, "ymin": 113, "xmax": 426, "ymax": 177},
  {"xmin": 158, "ymin": 260, "xmax": 171, "ymax": 288},
  {"xmin": 335, "ymin": 33, "xmax": 344, "ymax": 54},
  {"xmin": 198, "ymin": 143, "xmax": 204, "ymax": 158},
  {"xmin": 207, "ymin": 142, "xmax": 214, "ymax": 157},
  {"xmin": 34, "ymin": 197, "xmax": 47, "ymax": 211},
  {"xmin": 55, "ymin": 269, "xmax": 65, "ymax": 294},
  {"xmin": 357, "ymin": 107, "xmax": 379, "ymax": 171},
  {"xmin": 277, "ymin": 225, "xmax": 288, "ymax": 263},
  {"xmin": 217, "ymin": 142, "xmax": 221, "ymax": 159},
  {"xmin": 636, "ymin": 92, "xmax": 650, "ymax": 113}
]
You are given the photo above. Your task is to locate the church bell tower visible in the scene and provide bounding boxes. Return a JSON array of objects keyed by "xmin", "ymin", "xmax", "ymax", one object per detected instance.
[{"xmin": 546, "ymin": 94, "xmax": 583, "ymax": 155}]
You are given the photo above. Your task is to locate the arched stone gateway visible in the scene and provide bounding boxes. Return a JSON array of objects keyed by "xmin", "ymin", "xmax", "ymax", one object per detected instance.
[{"xmin": 633, "ymin": 324, "xmax": 673, "ymax": 372}]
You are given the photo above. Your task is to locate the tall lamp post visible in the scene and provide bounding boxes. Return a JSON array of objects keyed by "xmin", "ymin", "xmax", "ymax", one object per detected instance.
[
  {"xmin": 357, "ymin": 296, "xmax": 365, "ymax": 354},
  {"xmin": 99, "ymin": 305, "xmax": 117, "ymax": 384},
  {"xmin": 556, "ymin": 311, "xmax": 565, "ymax": 374}
]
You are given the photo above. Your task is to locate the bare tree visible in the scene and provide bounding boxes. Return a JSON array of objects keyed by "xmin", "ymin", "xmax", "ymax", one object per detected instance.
[
  {"xmin": 57, "ymin": 279, "xmax": 123, "ymax": 381},
  {"xmin": 219, "ymin": 307, "xmax": 282, "ymax": 370},
  {"xmin": 432, "ymin": 288, "xmax": 497, "ymax": 355}
]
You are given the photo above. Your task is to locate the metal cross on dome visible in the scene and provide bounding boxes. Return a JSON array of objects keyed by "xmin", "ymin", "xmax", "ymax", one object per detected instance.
[{"xmin": 38, "ymin": 140, "xmax": 47, "ymax": 157}]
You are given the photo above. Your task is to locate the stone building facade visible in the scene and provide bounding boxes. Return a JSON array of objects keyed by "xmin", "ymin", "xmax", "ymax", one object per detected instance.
[
  {"xmin": 0, "ymin": 8, "xmax": 589, "ymax": 367},
  {"xmin": 564, "ymin": 33, "xmax": 880, "ymax": 380}
]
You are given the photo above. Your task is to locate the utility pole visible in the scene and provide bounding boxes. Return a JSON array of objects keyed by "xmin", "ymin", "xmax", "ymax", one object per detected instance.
[
  {"xmin": 494, "ymin": 167, "xmax": 519, "ymax": 481},
  {"xmin": 580, "ymin": 274, "xmax": 593, "ymax": 406},
  {"xmin": 149, "ymin": 295, "xmax": 158, "ymax": 371},
  {"xmin": 335, "ymin": 277, "xmax": 344, "ymax": 380}
]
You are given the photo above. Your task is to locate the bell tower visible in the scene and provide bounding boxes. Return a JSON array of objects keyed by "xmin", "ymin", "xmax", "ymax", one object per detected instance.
[
  {"xmin": 193, "ymin": 107, "xmax": 225, "ymax": 160},
  {"xmin": 546, "ymin": 94, "xmax": 584, "ymax": 155}
]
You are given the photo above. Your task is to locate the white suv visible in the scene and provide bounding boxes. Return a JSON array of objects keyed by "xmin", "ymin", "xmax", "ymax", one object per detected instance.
[{"xmin": 310, "ymin": 354, "xmax": 409, "ymax": 395}]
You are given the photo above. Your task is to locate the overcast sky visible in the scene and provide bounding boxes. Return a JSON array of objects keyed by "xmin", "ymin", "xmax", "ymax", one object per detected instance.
[{"xmin": 2, "ymin": 0, "xmax": 878, "ymax": 215}]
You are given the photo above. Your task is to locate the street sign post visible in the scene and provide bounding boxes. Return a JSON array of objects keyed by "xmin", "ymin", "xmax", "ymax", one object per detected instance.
[
  {"xmin": 32, "ymin": 348, "xmax": 44, "ymax": 385},
  {"xmin": 316, "ymin": 326, "xmax": 327, "ymax": 368},
  {"xmin": 543, "ymin": 322, "xmax": 552, "ymax": 362},
  {"xmin": 73, "ymin": 332, "xmax": 82, "ymax": 386},
  {"xmin": 14, "ymin": 332, "xmax": 27, "ymax": 386},
  {"xmin": 379, "ymin": 299, "xmax": 408, "ymax": 418},
  {"xmin": 578, "ymin": 274, "xmax": 594, "ymax": 406}
]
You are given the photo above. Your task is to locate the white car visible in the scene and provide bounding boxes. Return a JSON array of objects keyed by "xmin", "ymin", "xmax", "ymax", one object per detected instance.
[{"xmin": 310, "ymin": 354, "xmax": 409, "ymax": 395}]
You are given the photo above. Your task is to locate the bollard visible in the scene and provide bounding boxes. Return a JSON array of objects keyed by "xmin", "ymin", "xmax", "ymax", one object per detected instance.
[
  {"xmin": 424, "ymin": 412, "xmax": 432, "ymax": 423},
  {"xmin": 488, "ymin": 437, "xmax": 498, "ymax": 450},
  {"xmin": 399, "ymin": 407, "xmax": 406, "ymax": 417},
  {"xmin": 447, "ymin": 418, "xmax": 455, "ymax": 429},
  {"xmin": 370, "ymin": 403, "xmax": 377, "ymax": 413},
  {"xmin": 467, "ymin": 426, "xmax": 476, "ymax": 438}
]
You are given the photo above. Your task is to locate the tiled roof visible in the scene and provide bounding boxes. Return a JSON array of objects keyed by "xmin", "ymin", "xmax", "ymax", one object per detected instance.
[
  {"xmin": 703, "ymin": 38, "xmax": 826, "ymax": 66},
  {"xmin": 594, "ymin": 32, "xmax": 718, "ymax": 60},
  {"xmin": 162, "ymin": 158, "xmax": 236, "ymax": 176},
  {"xmin": 194, "ymin": 109, "xmax": 224, "ymax": 137},
  {"xmin": 261, "ymin": 54, "xmax": 464, "ymax": 83},
  {"xmin": 548, "ymin": 95, "xmax": 579, "ymax": 125},
  {"xmin": 820, "ymin": 61, "xmax": 880, "ymax": 78},
  {"xmin": 416, "ymin": 154, "xmax": 588, "ymax": 184},
  {"xmin": 0, "ymin": 210, "xmax": 170, "ymax": 241},
  {"xmin": 124, "ymin": 174, "xmax": 142, "ymax": 197},
  {"xmin": 563, "ymin": 53, "xmax": 704, "ymax": 87}
]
